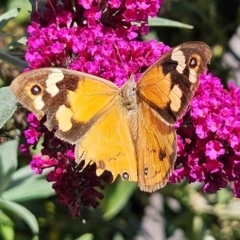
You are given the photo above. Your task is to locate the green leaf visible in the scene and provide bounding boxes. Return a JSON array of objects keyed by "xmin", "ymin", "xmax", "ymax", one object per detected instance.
[
  {"xmin": 0, "ymin": 8, "xmax": 20, "ymax": 31},
  {"xmin": 31, "ymin": 236, "xmax": 39, "ymax": 240},
  {"xmin": 8, "ymin": 165, "xmax": 36, "ymax": 189},
  {"xmin": 2, "ymin": 177, "xmax": 55, "ymax": 202},
  {"xmin": 17, "ymin": 36, "xmax": 27, "ymax": 45},
  {"xmin": 4, "ymin": 165, "xmax": 55, "ymax": 202},
  {"xmin": 75, "ymin": 233, "xmax": 94, "ymax": 240},
  {"xmin": 217, "ymin": 188, "xmax": 232, "ymax": 204},
  {"xmin": 149, "ymin": 17, "xmax": 193, "ymax": 29},
  {"xmin": 7, "ymin": 36, "xmax": 27, "ymax": 50},
  {"xmin": 0, "ymin": 199, "xmax": 39, "ymax": 235},
  {"xmin": 0, "ymin": 87, "xmax": 17, "ymax": 129},
  {"xmin": 0, "ymin": 140, "xmax": 18, "ymax": 192},
  {"xmin": 0, "ymin": 50, "xmax": 28, "ymax": 69},
  {"xmin": 192, "ymin": 215, "xmax": 205, "ymax": 240},
  {"xmin": 101, "ymin": 180, "xmax": 137, "ymax": 220},
  {"xmin": 113, "ymin": 233, "xmax": 124, "ymax": 240},
  {"xmin": 6, "ymin": 1, "xmax": 31, "ymax": 23},
  {"xmin": 0, "ymin": 210, "xmax": 14, "ymax": 240}
]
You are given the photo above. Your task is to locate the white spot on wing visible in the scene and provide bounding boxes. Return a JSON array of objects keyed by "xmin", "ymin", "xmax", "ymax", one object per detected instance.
[
  {"xmin": 33, "ymin": 95, "xmax": 44, "ymax": 110},
  {"xmin": 46, "ymin": 69, "xmax": 64, "ymax": 97},
  {"xmin": 56, "ymin": 105, "xmax": 73, "ymax": 132},
  {"xmin": 171, "ymin": 47, "xmax": 185, "ymax": 74},
  {"xmin": 169, "ymin": 84, "xmax": 182, "ymax": 112},
  {"xmin": 189, "ymin": 68, "xmax": 197, "ymax": 83}
]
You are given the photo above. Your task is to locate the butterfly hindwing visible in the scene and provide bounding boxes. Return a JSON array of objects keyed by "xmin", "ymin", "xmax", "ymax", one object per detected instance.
[
  {"xmin": 137, "ymin": 42, "xmax": 212, "ymax": 124},
  {"xmin": 75, "ymin": 100, "xmax": 138, "ymax": 182},
  {"xmin": 136, "ymin": 101, "xmax": 176, "ymax": 192}
]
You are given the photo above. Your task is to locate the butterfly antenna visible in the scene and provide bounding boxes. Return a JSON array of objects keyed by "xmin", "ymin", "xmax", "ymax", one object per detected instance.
[{"xmin": 114, "ymin": 43, "xmax": 131, "ymax": 81}]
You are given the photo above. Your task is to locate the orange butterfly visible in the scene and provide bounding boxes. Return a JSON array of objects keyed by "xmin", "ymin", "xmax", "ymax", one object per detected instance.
[{"xmin": 11, "ymin": 42, "xmax": 212, "ymax": 192}]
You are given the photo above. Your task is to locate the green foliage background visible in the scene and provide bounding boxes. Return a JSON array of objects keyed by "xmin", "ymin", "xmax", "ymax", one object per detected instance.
[{"xmin": 0, "ymin": 0, "xmax": 240, "ymax": 240}]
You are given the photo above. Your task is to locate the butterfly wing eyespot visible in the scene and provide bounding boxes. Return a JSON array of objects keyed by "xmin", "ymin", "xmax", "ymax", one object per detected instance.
[
  {"xmin": 189, "ymin": 57, "xmax": 198, "ymax": 68},
  {"xmin": 31, "ymin": 85, "xmax": 43, "ymax": 95},
  {"xmin": 122, "ymin": 171, "xmax": 130, "ymax": 180}
]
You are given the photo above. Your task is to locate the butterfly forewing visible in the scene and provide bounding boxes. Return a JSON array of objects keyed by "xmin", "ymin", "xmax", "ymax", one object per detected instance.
[
  {"xmin": 137, "ymin": 42, "xmax": 212, "ymax": 124},
  {"xmin": 10, "ymin": 68, "xmax": 119, "ymax": 143}
]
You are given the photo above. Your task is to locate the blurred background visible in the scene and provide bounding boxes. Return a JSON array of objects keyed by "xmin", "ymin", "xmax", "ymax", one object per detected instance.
[{"xmin": 0, "ymin": 0, "xmax": 240, "ymax": 240}]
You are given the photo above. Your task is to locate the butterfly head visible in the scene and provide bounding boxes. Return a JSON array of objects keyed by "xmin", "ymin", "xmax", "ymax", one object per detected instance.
[{"xmin": 120, "ymin": 78, "xmax": 137, "ymax": 112}]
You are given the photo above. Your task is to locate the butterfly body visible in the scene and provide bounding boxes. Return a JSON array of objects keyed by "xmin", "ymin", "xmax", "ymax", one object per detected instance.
[{"xmin": 11, "ymin": 42, "xmax": 212, "ymax": 192}]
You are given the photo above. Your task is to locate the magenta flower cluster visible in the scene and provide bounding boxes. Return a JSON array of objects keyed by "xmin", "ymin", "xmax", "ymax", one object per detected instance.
[
  {"xmin": 26, "ymin": 1, "xmax": 165, "ymax": 87},
  {"xmin": 171, "ymin": 74, "xmax": 240, "ymax": 197},
  {"xmin": 26, "ymin": 21, "xmax": 169, "ymax": 86},
  {"xmin": 31, "ymin": 0, "xmax": 163, "ymax": 39}
]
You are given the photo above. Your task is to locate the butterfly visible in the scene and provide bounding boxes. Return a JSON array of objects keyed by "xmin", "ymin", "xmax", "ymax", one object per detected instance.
[{"xmin": 10, "ymin": 42, "xmax": 212, "ymax": 192}]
